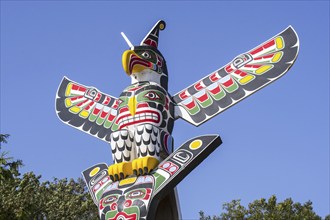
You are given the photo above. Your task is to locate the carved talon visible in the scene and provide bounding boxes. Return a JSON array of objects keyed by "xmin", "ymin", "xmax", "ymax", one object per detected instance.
[
  {"xmin": 132, "ymin": 156, "xmax": 159, "ymax": 175},
  {"xmin": 108, "ymin": 162, "xmax": 133, "ymax": 181}
]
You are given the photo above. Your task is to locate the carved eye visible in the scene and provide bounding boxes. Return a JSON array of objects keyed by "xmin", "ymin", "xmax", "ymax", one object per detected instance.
[
  {"xmin": 127, "ymin": 190, "xmax": 144, "ymax": 199},
  {"xmin": 144, "ymin": 91, "xmax": 160, "ymax": 100},
  {"xmin": 104, "ymin": 195, "xmax": 118, "ymax": 204},
  {"xmin": 141, "ymin": 51, "xmax": 151, "ymax": 59},
  {"xmin": 85, "ymin": 88, "xmax": 98, "ymax": 99}
]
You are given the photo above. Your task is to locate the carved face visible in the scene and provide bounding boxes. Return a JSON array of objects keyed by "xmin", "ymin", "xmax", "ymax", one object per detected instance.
[
  {"xmin": 99, "ymin": 176, "xmax": 154, "ymax": 220},
  {"xmin": 122, "ymin": 46, "xmax": 168, "ymax": 90},
  {"xmin": 112, "ymin": 82, "xmax": 174, "ymax": 134}
]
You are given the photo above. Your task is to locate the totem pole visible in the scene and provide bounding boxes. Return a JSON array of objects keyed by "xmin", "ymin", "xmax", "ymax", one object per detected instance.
[{"xmin": 55, "ymin": 20, "xmax": 299, "ymax": 219}]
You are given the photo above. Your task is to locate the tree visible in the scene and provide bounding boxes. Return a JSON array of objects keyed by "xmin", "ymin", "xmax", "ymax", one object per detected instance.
[
  {"xmin": 0, "ymin": 134, "xmax": 98, "ymax": 219},
  {"xmin": 0, "ymin": 134, "xmax": 23, "ymax": 181},
  {"xmin": 200, "ymin": 195, "xmax": 329, "ymax": 220}
]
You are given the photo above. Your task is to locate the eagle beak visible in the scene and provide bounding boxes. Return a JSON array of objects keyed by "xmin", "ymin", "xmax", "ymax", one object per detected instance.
[
  {"xmin": 122, "ymin": 50, "xmax": 134, "ymax": 75},
  {"xmin": 122, "ymin": 50, "xmax": 152, "ymax": 76},
  {"xmin": 128, "ymin": 96, "xmax": 136, "ymax": 116}
]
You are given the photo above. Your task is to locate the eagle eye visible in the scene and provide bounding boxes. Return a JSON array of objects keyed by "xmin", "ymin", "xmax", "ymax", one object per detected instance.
[{"xmin": 141, "ymin": 51, "xmax": 151, "ymax": 59}]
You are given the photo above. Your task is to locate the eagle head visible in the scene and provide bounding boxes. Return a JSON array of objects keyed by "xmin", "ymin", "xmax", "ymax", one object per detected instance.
[{"xmin": 121, "ymin": 20, "xmax": 168, "ymax": 90}]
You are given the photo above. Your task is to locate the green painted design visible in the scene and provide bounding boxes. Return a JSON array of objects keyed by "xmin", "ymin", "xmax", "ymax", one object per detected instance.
[
  {"xmin": 198, "ymin": 95, "xmax": 213, "ymax": 108},
  {"xmin": 105, "ymin": 207, "xmax": 140, "ymax": 219},
  {"xmin": 104, "ymin": 120, "xmax": 112, "ymax": 129},
  {"xmin": 136, "ymin": 89, "xmax": 166, "ymax": 105},
  {"xmin": 223, "ymin": 80, "xmax": 239, "ymax": 93},
  {"xmin": 118, "ymin": 96, "xmax": 129, "ymax": 108},
  {"xmin": 96, "ymin": 117, "xmax": 106, "ymax": 125},
  {"xmin": 89, "ymin": 113, "xmax": 98, "ymax": 122},
  {"xmin": 210, "ymin": 88, "xmax": 226, "ymax": 101},
  {"xmin": 187, "ymin": 104, "xmax": 200, "ymax": 116},
  {"xmin": 153, "ymin": 172, "xmax": 166, "ymax": 191},
  {"xmin": 111, "ymin": 123, "xmax": 119, "ymax": 131}
]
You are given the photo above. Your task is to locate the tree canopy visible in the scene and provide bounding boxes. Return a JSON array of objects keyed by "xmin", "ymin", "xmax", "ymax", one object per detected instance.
[
  {"xmin": 199, "ymin": 195, "xmax": 329, "ymax": 220},
  {"xmin": 1, "ymin": 134, "xmax": 328, "ymax": 220},
  {"xmin": 0, "ymin": 134, "xmax": 98, "ymax": 220}
]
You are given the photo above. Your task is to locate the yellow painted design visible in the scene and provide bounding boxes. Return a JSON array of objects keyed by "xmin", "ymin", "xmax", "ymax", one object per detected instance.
[
  {"xmin": 70, "ymin": 106, "xmax": 81, "ymax": 113},
  {"xmin": 122, "ymin": 50, "xmax": 148, "ymax": 75},
  {"xmin": 65, "ymin": 98, "xmax": 72, "ymax": 107},
  {"xmin": 89, "ymin": 167, "xmax": 100, "ymax": 177},
  {"xmin": 271, "ymin": 52, "xmax": 283, "ymax": 63},
  {"xmin": 255, "ymin": 65, "xmax": 273, "ymax": 75},
  {"xmin": 128, "ymin": 96, "xmax": 136, "ymax": 116},
  {"xmin": 189, "ymin": 139, "xmax": 203, "ymax": 150},
  {"xmin": 159, "ymin": 23, "xmax": 165, "ymax": 30},
  {"xmin": 108, "ymin": 162, "xmax": 133, "ymax": 181},
  {"xmin": 122, "ymin": 50, "xmax": 133, "ymax": 75},
  {"xmin": 132, "ymin": 64, "xmax": 147, "ymax": 73},
  {"xmin": 239, "ymin": 75, "xmax": 255, "ymax": 84},
  {"xmin": 275, "ymin": 37, "xmax": 284, "ymax": 49},
  {"xmin": 119, "ymin": 176, "xmax": 137, "ymax": 186},
  {"xmin": 65, "ymin": 83, "xmax": 72, "ymax": 96},
  {"xmin": 80, "ymin": 110, "xmax": 89, "ymax": 118},
  {"xmin": 132, "ymin": 156, "xmax": 159, "ymax": 175}
]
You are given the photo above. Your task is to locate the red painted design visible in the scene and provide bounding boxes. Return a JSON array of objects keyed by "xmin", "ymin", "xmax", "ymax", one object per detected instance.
[
  {"xmin": 244, "ymin": 64, "xmax": 262, "ymax": 68},
  {"xmin": 110, "ymin": 203, "xmax": 117, "ymax": 211},
  {"xmin": 250, "ymin": 39, "xmax": 275, "ymax": 55},
  {"xmin": 137, "ymin": 103, "xmax": 149, "ymax": 108},
  {"xmin": 68, "ymin": 96, "xmax": 83, "ymax": 101},
  {"xmin": 179, "ymin": 90, "xmax": 189, "ymax": 100},
  {"xmin": 76, "ymin": 99, "xmax": 89, "ymax": 107},
  {"xmin": 209, "ymin": 85, "xmax": 221, "ymax": 95},
  {"xmin": 112, "ymin": 99, "xmax": 120, "ymax": 109},
  {"xmin": 194, "ymin": 81, "xmax": 205, "ymax": 91},
  {"xmin": 222, "ymin": 77, "xmax": 234, "ymax": 87},
  {"xmin": 165, "ymin": 97, "xmax": 169, "ymax": 110},
  {"xmin": 185, "ymin": 99, "xmax": 196, "ymax": 110},
  {"xmin": 143, "ymin": 188, "xmax": 152, "ymax": 200},
  {"xmin": 160, "ymin": 161, "xmax": 179, "ymax": 175},
  {"xmin": 107, "ymin": 113, "xmax": 116, "ymax": 122},
  {"xmin": 156, "ymin": 55, "xmax": 163, "ymax": 67},
  {"xmin": 234, "ymin": 70, "xmax": 248, "ymax": 77},
  {"xmin": 196, "ymin": 93, "xmax": 209, "ymax": 103},
  {"xmin": 95, "ymin": 93, "xmax": 101, "ymax": 101},
  {"xmin": 250, "ymin": 47, "xmax": 263, "ymax": 55},
  {"xmin": 84, "ymin": 102, "xmax": 95, "ymax": 111},
  {"xmin": 119, "ymin": 107, "xmax": 129, "ymax": 114},
  {"xmin": 144, "ymin": 39, "xmax": 157, "ymax": 48},
  {"xmin": 127, "ymin": 87, "xmax": 141, "ymax": 92},
  {"xmin": 129, "ymin": 54, "xmax": 152, "ymax": 73},
  {"xmin": 92, "ymin": 107, "xmax": 101, "ymax": 115},
  {"xmin": 72, "ymin": 84, "xmax": 86, "ymax": 92},
  {"xmin": 124, "ymin": 200, "xmax": 132, "ymax": 207},
  {"xmin": 116, "ymin": 110, "xmax": 161, "ymax": 130},
  {"xmin": 102, "ymin": 96, "xmax": 111, "ymax": 105},
  {"xmin": 110, "ymin": 212, "xmax": 137, "ymax": 220},
  {"xmin": 210, "ymin": 72, "xmax": 221, "ymax": 82},
  {"xmin": 100, "ymin": 111, "xmax": 108, "ymax": 118},
  {"xmin": 225, "ymin": 65, "xmax": 234, "ymax": 73},
  {"xmin": 264, "ymin": 40, "xmax": 275, "ymax": 49}
]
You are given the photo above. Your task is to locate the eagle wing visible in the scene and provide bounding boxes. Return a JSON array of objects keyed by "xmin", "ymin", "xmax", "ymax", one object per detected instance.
[
  {"xmin": 173, "ymin": 26, "xmax": 299, "ymax": 126},
  {"xmin": 55, "ymin": 77, "xmax": 120, "ymax": 142}
]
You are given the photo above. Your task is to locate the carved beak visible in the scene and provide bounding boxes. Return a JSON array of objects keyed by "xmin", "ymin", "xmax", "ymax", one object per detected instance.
[
  {"xmin": 128, "ymin": 96, "xmax": 136, "ymax": 116},
  {"xmin": 122, "ymin": 50, "xmax": 152, "ymax": 76}
]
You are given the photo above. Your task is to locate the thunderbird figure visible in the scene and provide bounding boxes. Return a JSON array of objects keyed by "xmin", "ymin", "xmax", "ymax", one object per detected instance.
[{"xmin": 56, "ymin": 20, "xmax": 299, "ymax": 183}]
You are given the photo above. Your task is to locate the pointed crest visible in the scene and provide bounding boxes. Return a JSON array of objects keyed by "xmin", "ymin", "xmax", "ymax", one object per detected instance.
[{"xmin": 140, "ymin": 20, "xmax": 166, "ymax": 48}]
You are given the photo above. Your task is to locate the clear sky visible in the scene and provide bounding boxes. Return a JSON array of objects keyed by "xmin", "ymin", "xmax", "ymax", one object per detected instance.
[{"xmin": 1, "ymin": 1, "xmax": 329, "ymax": 219}]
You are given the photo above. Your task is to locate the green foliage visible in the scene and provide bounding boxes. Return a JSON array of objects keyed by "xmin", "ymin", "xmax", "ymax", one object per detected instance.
[
  {"xmin": 0, "ymin": 134, "xmax": 98, "ymax": 220},
  {"xmin": 200, "ymin": 195, "xmax": 327, "ymax": 220},
  {"xmin": 0, "ymin": 134, "xmax": 23, "ymax": 181}
]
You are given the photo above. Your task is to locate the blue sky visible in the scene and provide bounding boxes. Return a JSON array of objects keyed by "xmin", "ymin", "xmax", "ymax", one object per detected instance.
[{"xmin": 1, "ymin": 1, "xmax": 329, "ymax": 219}]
